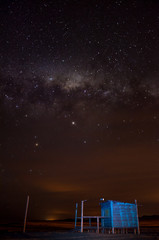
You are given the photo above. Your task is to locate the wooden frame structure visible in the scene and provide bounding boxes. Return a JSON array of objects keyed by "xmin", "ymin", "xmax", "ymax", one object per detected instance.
[{"xmin": 76, "ymin": 216, "xmax": 108, "ymax": 233}]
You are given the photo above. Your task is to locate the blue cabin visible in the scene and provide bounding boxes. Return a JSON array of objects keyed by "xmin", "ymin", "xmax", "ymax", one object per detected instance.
[{"xmin": 101, "ymin": 200, "xmax": 140, "ymax": 233}]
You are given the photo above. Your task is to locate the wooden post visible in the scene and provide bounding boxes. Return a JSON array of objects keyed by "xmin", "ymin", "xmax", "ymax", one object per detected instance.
[
  {"xmin": 81, "ymin": 201, "xmax": 84, "ymax": 232},
  {"xmin": 23, "ymin": 195, "xmax": 29, "ymax": 233},
  {"xmin": 75, "ymin": 203, "xmax": 78, "ymax": 229},
  {"xmin": 81, "ymin": 200, "xmax": 87, "ymax": 232},
  {"xmin": 135, "ymin": 200, "xmax": 140, "ymax": 234}
]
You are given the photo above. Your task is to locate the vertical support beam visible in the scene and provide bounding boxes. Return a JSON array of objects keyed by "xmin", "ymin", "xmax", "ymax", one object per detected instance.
[
  {"xmin": 110, "ymin": 201, "xmax": 114, "ymax": 234},
  {"xmin": 75, "ymin": 203, "xmax": 78, "ymax": 229},
  {"xmin": 89, "ymin": 218, "xmax": 91, "ymax": 227},
  {"xmin": 97, "ymin": 217, "xmax": 99, "ymax": 233},
  {"xmin": 101, "ymin": 206, "xmax": 104, "ymax": 229},
  {"xmin": 81, "ymin": 201, "xmax": 84, "ymax": 233},
  {"xmin": 135, "ymin": 200, "xmax": 140, "ymax": 235},
  {"xmin": 23, "ymin": 195, "xmax": 29, "ymax": 233}
]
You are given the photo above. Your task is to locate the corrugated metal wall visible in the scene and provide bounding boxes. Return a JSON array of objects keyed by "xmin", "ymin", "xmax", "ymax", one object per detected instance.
[
  {"xmin": 101, "ymin": 200, "xmax": 138, "ymax": 228},
  {"xmin": 101, "ymin": 201, "xmax": 112, "ymax": 227}
]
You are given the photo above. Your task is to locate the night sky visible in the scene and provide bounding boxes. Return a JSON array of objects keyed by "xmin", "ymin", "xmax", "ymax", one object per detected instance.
[{"xmin": 1, "ymin": 0, "xmax": 159, "ymax": 222}]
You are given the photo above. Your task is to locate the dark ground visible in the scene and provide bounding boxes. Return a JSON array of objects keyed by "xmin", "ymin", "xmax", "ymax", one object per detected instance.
[
  {"xmin": 0, "ymin": 219, "xmax": 159, "ymax": 240},
  {"xmin": 0, "ymin": 231, "xmax": 159, "ymax": 240}
]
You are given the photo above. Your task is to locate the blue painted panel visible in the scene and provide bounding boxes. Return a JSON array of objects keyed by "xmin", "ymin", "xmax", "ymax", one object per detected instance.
[
  {"xmin": 101, "ymin": 201, "xmax": 112, "ymax": 228},
  {"xmin": 101, "ymin": 200, "xmax": 138, "ymax": 228}
]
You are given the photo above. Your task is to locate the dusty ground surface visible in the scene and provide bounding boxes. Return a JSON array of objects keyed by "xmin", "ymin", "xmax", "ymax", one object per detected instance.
[
  {"xmin": 0, "ymin": 231, "xmax": 159, "ymax": 240},
  {"xmin": 0, "ymin": 220, "xmax": 159, "ymax": 240}
]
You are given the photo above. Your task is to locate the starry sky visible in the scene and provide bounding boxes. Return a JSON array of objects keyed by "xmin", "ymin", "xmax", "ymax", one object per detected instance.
[{"xmin": 0, "ymin": 0, "xmax": 159, "ymax": 222}]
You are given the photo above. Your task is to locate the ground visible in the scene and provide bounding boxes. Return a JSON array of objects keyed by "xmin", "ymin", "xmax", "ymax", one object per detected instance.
[{"xmin": 0, "ymin": 232, "xmax": 159, "ymax": 240}]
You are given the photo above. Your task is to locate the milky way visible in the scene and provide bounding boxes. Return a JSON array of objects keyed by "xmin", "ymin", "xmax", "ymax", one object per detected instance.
[{"xmin": 1, "ymin": 0, "xmax": 159, "ymax": 120}]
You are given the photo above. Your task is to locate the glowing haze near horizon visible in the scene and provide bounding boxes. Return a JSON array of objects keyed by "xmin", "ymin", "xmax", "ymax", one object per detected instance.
[{"xmin": 0, "ymin": 0, "xmax": 159, "ymax": 222}]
